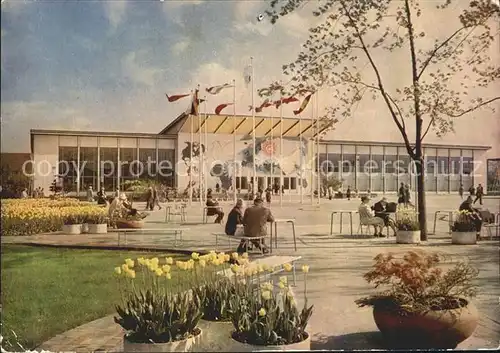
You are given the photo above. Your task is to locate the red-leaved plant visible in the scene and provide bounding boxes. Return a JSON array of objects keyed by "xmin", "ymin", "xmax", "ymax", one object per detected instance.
[{"xmin": 355, "ymin": 251, "xmax": 478, "ymax": 314}]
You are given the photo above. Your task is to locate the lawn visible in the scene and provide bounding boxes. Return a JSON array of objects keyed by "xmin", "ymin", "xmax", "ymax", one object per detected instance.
[{"xmin": 1, "ymin": 245, "xmax": 187, "ymax": 350}]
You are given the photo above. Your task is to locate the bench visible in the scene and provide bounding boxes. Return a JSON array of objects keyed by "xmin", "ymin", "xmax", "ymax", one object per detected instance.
[
  {"xmin": 219, "ymin": 255, "xmax": 302, "ymax": 287},
  {"xmin": 203, "ymin": 206, "xmax": 223, "ymax": 223},
  {"xmin": 212, "ymin": 233, "xmax": 266, "ymax": 254},
  {"xmin": 483, "ymin": 223, "xmax": 499, "ymax": 240},
  {"xmin": 111, "ymin": 228, "xmax": 189, "ymax": 247}
]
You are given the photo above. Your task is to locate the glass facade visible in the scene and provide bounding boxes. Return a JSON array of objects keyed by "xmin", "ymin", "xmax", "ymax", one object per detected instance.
[
  {"xmin": 321, "ymin": 143, "xmax": 476, "ymax": 193},
  {"xmin": 59, "ymin": 147, "xmax": 78, "ymax": 193},
  {"xmin": 80, "ymin": 147, "xmax": 98, "ymax": 190}
]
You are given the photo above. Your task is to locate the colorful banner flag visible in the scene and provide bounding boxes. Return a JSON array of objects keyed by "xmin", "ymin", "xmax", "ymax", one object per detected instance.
[
  {"xmin": 293, "ymin": 93, "xmax": 313, "ymax": 115},
  {"xmin": 166, "ymin": 93, "xmax": 190, "ymax": 102},
  {"xmin": 190, "ymin": 89, "xmax": 199, "ymax": 116},
  {"xmin": 215, "ymin": 103, "xmax": 233, "ymax": 115},
  {"xmin": 274, "ymin": 96, "xmax": 299, "ymax": 109},
  {"xmin": 206, "ymin": 83, "xmax": 233, "ymax": 95}
]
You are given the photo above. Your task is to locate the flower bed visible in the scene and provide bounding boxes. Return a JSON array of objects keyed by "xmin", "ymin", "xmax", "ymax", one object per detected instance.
[{"xmin": 1, "ymin": 198, "xmax": 107, "ymax": 236}]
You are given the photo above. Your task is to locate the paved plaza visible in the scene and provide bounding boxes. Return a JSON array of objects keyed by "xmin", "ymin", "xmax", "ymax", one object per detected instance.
[{"xmin": 3, "ymin": 195, "xmax": 499, "ymax": 351}]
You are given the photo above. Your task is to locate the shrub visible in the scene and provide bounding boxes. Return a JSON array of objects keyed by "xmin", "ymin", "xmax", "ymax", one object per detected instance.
[
  {"xmin": 355, "ymin": 251, "xmax": 479, "ymax": 314},
  {"xmin": 451, "ymin": 210, "xmax": 479, "ymax": 232},
  {"xmin": 395, "ymin": 209, "xmax": 420, "ymax": 231}
]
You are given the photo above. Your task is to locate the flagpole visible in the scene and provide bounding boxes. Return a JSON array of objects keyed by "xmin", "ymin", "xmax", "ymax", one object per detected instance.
[
  {"xmin": 204, "ymin": 96, "xmax": 208, "ymax": 203},
  {"xmin": 316, "ymin": 90, "xmax": 321, "ymax": 205},
  {"xmin": 232, "ymin": 79, "xmax": 237, "ymax": 204},
  {"xmin": 299, "ymin": 115, "xmax": 303, "ymax": 204},
  {"xmin": 251, "ymin": 57, "xmax": 256, "ymax": 196},
  {"xmin": 198, "ymin": 89, "xmax": 203, "ymax": 207},
  {"xmin": 279, "ymin": 82, "xmax": 284, "ymax": 207},
  {"xmin": 270, "ymin": 103, "xmax": 273, "ymax": 207},
  {"xmin": 189, "ymin": 90, "xmax": 194, "ymax": 207},
  {"xmin": 310, "ymin": 93, "xmax": 314, "ymax": 206}
]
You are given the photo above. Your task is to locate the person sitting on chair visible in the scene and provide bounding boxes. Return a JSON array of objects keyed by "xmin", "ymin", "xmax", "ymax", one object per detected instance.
[
  {"xmin": 459, "ymin": 196, "xmax": 483, "ymax": 240},
  {"xmin": 358, "ymin": 196, "xmax": 386, "ymax": 237},
  {"xmin": 372, "ymin": 197, "xmax": 396, "ymax": 236},
  {"xmin": 239, "ymin": 197, "xmax": 273, "ymax": 254},
  {"xmin": 225, "ymin": 199, "xmax": 245, "ymax": 236},
  {"xmin": 206, "ymin": 195, "xmax": 224, "ymax": 224}
]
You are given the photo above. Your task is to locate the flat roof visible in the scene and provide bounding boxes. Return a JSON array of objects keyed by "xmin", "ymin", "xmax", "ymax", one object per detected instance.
[
  {"xmin": 320, "ymin": 139, "xmax": 491, "ymax": 150},
  {"xmin": 30, "ymin": 129, "xmax": 177, "ymax": 139},
  {"xmin": 158, "ymin": 113, "xmax": 331, "ymax": 139}
]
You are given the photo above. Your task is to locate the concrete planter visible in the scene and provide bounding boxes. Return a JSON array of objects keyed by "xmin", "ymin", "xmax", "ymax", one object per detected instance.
[
  {"xmin": 396, "ymin": 230, "xmax": 421, "ymax": 244},
  {"xmin": 373, "ymin": 299, "xmax": 478, "ymax": 349},
  {"xmin": 87, "ymin": 223, "xmax": 108, "ymax": 234},
  {"xmin": 62, "ymin": 224, "xmax": 82, "ymax": 235},
  {"xmin": 123, "ymin": 328, "xmax": 202, "ymax": 352},
  {"xmin": 230, "ymin": 332, "xmax": 311, "ymax": 351},
  {"xmin": 451, "ymin": 232, "xmax": 477, "ymax": 245}
]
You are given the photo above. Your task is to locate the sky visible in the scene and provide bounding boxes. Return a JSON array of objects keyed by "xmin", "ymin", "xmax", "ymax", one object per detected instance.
[{"xmin": 1, "ymin": 0, "xmax": 499, "ymax": 153}]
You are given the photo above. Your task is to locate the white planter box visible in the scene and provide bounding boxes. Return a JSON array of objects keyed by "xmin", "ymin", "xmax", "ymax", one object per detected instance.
[
  {"xmin": 230, "ymin": 333, "xmax": 311, "ymax": 351},
  {"xmin": 81, "ymin": 223, "xmax": 89, "ymax": 233},
  {"xmin": 62, "ymin": 224, "xmax": 82, "ymax": 235},
  {"xmin": 87, "ymin": 224, "xmax": 108, "ymax": 234},
  {"xmin": 452, "ymin": 232, "xmax": 477, "ymax": 245},
  {"xmin": 396, "ymin": 230, "xmax": 421, "ymax": 244},
  {"xmin": 123, "ymin": 329, "xmax": 202, "ymax": 352}
]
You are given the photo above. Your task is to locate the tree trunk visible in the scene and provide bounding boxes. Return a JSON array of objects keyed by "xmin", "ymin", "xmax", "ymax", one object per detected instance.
[{"xmin": 415, "ymin": 156, "xmax": 428, "ymax": 241}]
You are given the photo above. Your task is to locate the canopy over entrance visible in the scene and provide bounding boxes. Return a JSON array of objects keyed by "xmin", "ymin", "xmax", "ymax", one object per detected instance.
[{"xmin": 159, "ymin": 113, "xmax": 332, "ymax": 139}]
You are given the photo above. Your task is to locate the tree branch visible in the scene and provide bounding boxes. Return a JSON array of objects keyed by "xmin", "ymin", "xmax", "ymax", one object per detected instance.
[
  {"xmin": 420, "ymin": 116, "xmax": 435, "ymax": 142},
  {"xmin": 340, "ymin": 0, "xmax": 415, "ymax": 158},
  {"xmin": 416, "ymin": 26, "xmax": 467, "ymax": 80},
  {"xmin": 441, "ymin": 97, "xmax": 500, "ymax": 117}
]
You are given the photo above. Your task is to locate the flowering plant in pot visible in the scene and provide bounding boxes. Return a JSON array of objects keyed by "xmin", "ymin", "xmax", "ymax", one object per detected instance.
[
  {"xmin": 395, "ymin": 209, "xmax": 420, "ymax": 244},
  {"xmin": 61, "ymin": 214, "xmax": 83, "ymax": 234},
  {"xmin": 451, "ymin": 210, "xmax": 480, "ymax": 244},
  {"xmin": 114, "ymin": 257, "xmax": 205, "ymax": 352},
  {"xmin": 355, "ymin": 251, "xmax": 479, "ymax": 349},
  {"xmin": 228, "ymin": 262, "xmax": 313, "ymax": 351}
]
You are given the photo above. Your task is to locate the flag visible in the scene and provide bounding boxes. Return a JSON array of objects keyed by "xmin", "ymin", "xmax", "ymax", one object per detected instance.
[
  {"xmin": 255, "ymin": 100, "xmax": 273, "ymax": 113},
  {"xmin": 215, "ymin": 103, "xmax": 233, "ymax": 115},
  {"xmin": 243, "ymin": 65, "xmax": 252, "ymax": 86},
  {"xmin": 293, "ymin": 93, "xmax": 313, "ymax": 115},
  {"xmin": 166, "ymin": 93, "xmax": 190, "ymax": 102},
  {"xmin": 190, "ymin": 89, "xmax": 199, "ymax": 116},
  {"xmin": 206, "ymin": 83, "xmax": 232, "ymax": 95},
  {"xmin": 274, "ymin": 96, "xmax": 299, "ymax": 109}
]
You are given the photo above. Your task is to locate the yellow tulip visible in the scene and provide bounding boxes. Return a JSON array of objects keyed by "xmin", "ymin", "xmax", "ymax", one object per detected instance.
[
  {"xmin": 166, "ymin": 257, "xmax": 174, "ymax": 265},
  {"xmin": 262, "ymin": 291, "xmax": 271, "ymax": 300},
  {"xmin": 161, "ymin": 264, "xmax": 171, "ymax": 273},
  {"xmin": 125, "ymin": 270, "xmax": 136, "ymax": 279},
  {"xmin": 283, "ymin": 263, "xmax": 293, "ymax": 272},
  {"xmin": 191, "ymin": 252, "xmax": 200, "ymax": 260},
  {"xmin": 224, "ymin": 254, "xmax": 230, "ymax": 262},
  {"xmin": 151, "ymin": 257, "xmax": 159, "ymax": 265},
  {"xmin": 125, "ymin": 259, "xmax": 134, "ymax": 268},
  {"xmin": 258, "ymin": 308, "xmax": 267, "ymax": 316},
  {"xmin": 155, "ymin": 268, "xmax": 163, "ymax": 277},
  {"xmin": 302, "ymin": 265, "xmax": 310, "ymax": 273},
  {"xmin": 260, "ymin": 282, "xmax": 273, "ymax": 291},
  {"xmin": 114, "ymin": 267, "xmax": 122, "ymax": 275},
  {"xmin": 279, "ymin": 282, "xmax": 285, "ymax": 289},
  {"xmin": 279, "ymin": 276, "xmax": 287, "ymax": 284},
  {"xmin": 199, "ymin": 259, "xmax": 206, "ymax": 268},
  {"xmin": 121, "ymin": 264, "xmax": 129, "ymax": 272},
  {"xmin": 165, "ymin": 273, "xmax": 172, "ymax": 280},
  {"xmin": 230, "ymin": 264, "xmax": 240, "ymax": 273},
  {"xmin": 137, "ymin": 257, "xmax": 145, "ymax": 265}
]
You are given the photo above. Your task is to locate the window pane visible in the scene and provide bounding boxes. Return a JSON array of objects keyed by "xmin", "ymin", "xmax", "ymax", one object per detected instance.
[
  {"xmin": 100, "ymin": 147, "xmax": 118, "ymax": 191},
  {"xmin": 59, "ymin": 147, "xmax": 78, "ymax": 193},
  {"xmin": 80, "ymin": 147, "xmax": 97, "ymax": 190},
  {"xmin": 158, "ymin": 149, "xmax": 175, "ymax": 187}
]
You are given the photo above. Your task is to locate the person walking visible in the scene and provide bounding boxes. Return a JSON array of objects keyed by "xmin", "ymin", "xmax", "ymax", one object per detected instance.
[
  {"xmin": 265, "ymin": 186, "xmax": 272, "ymax": 206},
  {"xmin": 458, "ymin": 184, "xmax": 464, "ymax": 199},
  {"xmin": 146, "ymin": 186, "xmax": 154, "ymax": 211},
  {"xmin": 398, "ymin": 182, "xmax": 405, "ymax": 205},
  {"xmin": 86, "ymin": 185, "xmax": 94, "ymax": 202},
  {"xmin": 469, "ymin": 185, "xmax": 475, "ymax": 196},
  {"xmin": 152, "ymin": 185, "xmax": 162, "ymax": 210},
  {"xmin": 473, "ymin": 184, "xmax": 484, "ymax": 205}
]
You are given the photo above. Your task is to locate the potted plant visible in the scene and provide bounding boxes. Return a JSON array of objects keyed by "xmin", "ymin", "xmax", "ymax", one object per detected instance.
[
  {"xmin": 85, "ymin": 212, "xmax": 108, "ymax": 234},
  {"xmin": 355, "ymin": 251, "xmax": 479, "ymax": 349},
  {"xmin": 395, "ymin": 209, "xmax": 420, "ymax": 244},
  {"xmin": 62, "ymin": 214, "xmax": 83, "ymax": 234},
  {"xmin": 451, "ymin": 210, "xmax": 479, "ymax": 245},
  {"xmin": 228, "ymin": 262, "xmax": 313, "ymax": 351},
  {"xmin": 114, "ymin": 257, "xmax": 205, "ymax": 352}
]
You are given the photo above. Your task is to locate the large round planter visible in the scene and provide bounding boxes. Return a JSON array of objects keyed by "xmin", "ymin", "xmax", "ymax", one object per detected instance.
[
  {"xmin": 115, "ymin": 220, "xmax": 145, "ymax": 229},
  {"xmin": 373, "ymin": 299, "xmax": 479, "ymax": 349},
  {"xmin": 62, "ymin": 224, "xmax": 82, "ymax": 235},
  {"xmin": 452, "ymin": 232, "xmax": 477, "ymax": 245},
  {"xmin": 396, "ymin": 230, "xmax": 421, "ymax": 244},
  {"xmin": 123, "ymin": 328, "xmax": 202, "ymax": 352},
  {"xmin": 230, "ymin": 332, "xmax": 311, "ymax": 351},
  {"xmin": 87, "ymin": 223, "xmax": 108, "ymax": 234}
]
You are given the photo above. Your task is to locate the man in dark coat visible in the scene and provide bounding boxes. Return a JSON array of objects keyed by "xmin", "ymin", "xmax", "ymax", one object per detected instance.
[
  {"xmin": 239, "ymin": 197, "xmax": 273, "ymax": 253},
  {"xmin": 473, "ymin": 184, "xmax": 484, "ymax": 205},
  {"xmin": 225, "ymin": 199, "xmax": 244, "ymax": 236},
  {"xmin": 459, "ymin": 196, "xmax": 483, "ymax": 239}
]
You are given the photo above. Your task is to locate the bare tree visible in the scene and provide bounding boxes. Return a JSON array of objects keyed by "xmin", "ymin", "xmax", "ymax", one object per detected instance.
[{"xmin": 261, "ymin": 0, "xmax": 500, "ymax": 240}]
